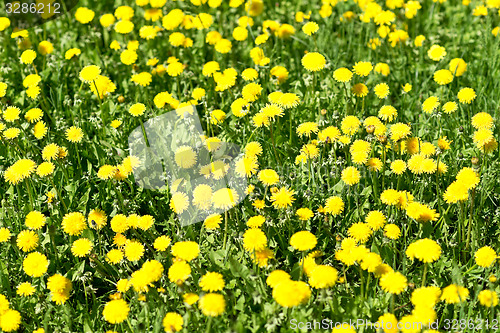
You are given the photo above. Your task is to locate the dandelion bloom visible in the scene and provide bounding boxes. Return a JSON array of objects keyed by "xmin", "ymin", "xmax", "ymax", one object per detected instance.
[
  {"xmin": 433, "ymin": 69, "xmax": 453, "ymax": 85},
  {"xmin": 324, "ymin": 196, "xmax": 344, "ymax": 215},
  {"xmin": 79, "ymin": 65, "xmax": 101, "ymax": 82},
  {"xmin": 390, "ymin": 123, "xmax": 411, "ymax": 142},
  {"xmin": 47, "ymin": 274, "xmax": 72, "ymax": 304},
  {"xmin": 16, "ymin": 230, "xmax": 39, "ymax": 252},
  {"xmin": 120, "ymin": 49, "xmax": 138, "ymax": 65},
  {"xmin": 377, "ymin": 313, "xmax": 398, "ymax": 333},
  {"xmin": 102, "ymin": 299, "xmax": 130, "ymax": 324},
  {"xmin": 97, "ymin": 165, "xmax": 117, "ymax": 180},
  {"xmin": 290, "ymin": 231, "xmax": 317, "ymax": 251},
  {"xmin": 457, "ymin": 87, "xmax": 476, "ymax": 104},
  {"xmin": 211, "ymin": 188, "xmax": 239, "ymax": 210},
  {"xmin": 302, "ymin": 21, "xmax": 319, "ymax": 35},
  {"xmin": 17, "ymin": 282, "xmax": 35, "ymax": 296},
  {"xmin": 247, "ymin": 215, "xmax": 266, "ymax": 228},
  {"xmin": 449, "ymin": 58, "xmax": 467, "ymax": 76},
  {"xmin": 199, "ymin": 272, "xmax": 225, "ymax": 292},
  {"xmin": 199, "ymin": 293, "xmax": 226, "ymax": 317},
  {"xmin": 301, "ymin": 52, "xmax": 326, "ymax": 71},
  {"xmin": 270, "ymin": 187, "xmax": 296, "ymax": 209},
  {"xmin": 427, "ymin": 44, "xmax": 446, "ymax": 61},
  {"xmin": 456, "ymin": 167, "xmax": 480, "ymax": 189},
  {"xmin": 115, "ymin": 20, "xmax": 134, "ymax": 34},
  {"xmin": 23, "ymin": 252, "xmax": 49, "ymax": 277},
  {"xmin": 204, "ymin": 214, "xmax": 222, "ymax": 230},
  {"xmin": 475, "ymin": 246, "xmax": 497, "ymax": 268},
  {"xmin": 308, "ymin": 265, "xmax": 338, "ymax": 288},
  {"xmin": 168, "ymin": 260, "xmax": 191, "ymax": 284},
  {"xmin": 478, "ymin": 290, "xmax": 498, "ymax": 307},
  {"xmin": 341, "ymin": 116, "xmax": 361, "ymax": 136},
  {"xmin": 405, "ymin": 202, "xmax": 439, "ymax": 223},
  {"xmin": 442, "ymin": 101, "xmax": 458, "ymax": 114},
  {"xmin": 131, "ymin": 72, "xmax": 152, "ymax": 86},
  {"xmin": 473, "ymin": 128, "xmax": 495, "ymax": 149},
  {"xmin": 154, "ymin": 235, "xmax": 172, "ymax": 251},
  {"xmin": 266, "ymin": 270, "xmax": 291, "ymax": 288},
  {"xmin": 333, "ymin": 67, "xmax": 353, "ymax": 82},
  {"xmin": 0, "ymin": 309, "xmax": 21, "ymax": 331},
  {"xmin": 443, "ymin": 181, "xmax": 469, "ymax": 204},
  {"xmin": 272, "ymin": 280, "xmax": 311, "ymax": 307},
  {"xmin": 348, "ymin": 223, "xmax": 373, "ymax": 243},
  {"xmin": 71, "ymin": 238, "xmax": 93, "ymax": 257},
  {"xmin": 352, "ymin": 61, "xmax": 373, "ymax": 76},
  {"xmin": 0, "ymin": 228, "xmax": 12, "ymax": 243},
  {"xmin": 20, "ymin": 50, "xmax": 37, "ymax": 64},
  {"xmin": 3, "ymin": 106, "xmax": 21, "ymax": 122},
  {"xmin": 341, "ymin": 166, "xmax": 361, "ymax": 185},
  {"xmin": 129, "ymin": 103, "xmax": 146, "ymax": 117},
  {"xmin": 405, "ymin": 238, "xmax": 442, "ymax": 263},
  {"xmin": 296, "ymin": 208, "xmax": 314, "ymax": 221},
  {"xmin": 163, "ymin": 312, "xmax": 183, "ymax": 332},
  {"xmin": 258, "ymin": 169, "xmax": 279, "ymax": 186},
  {"xmin": 422, "ymin": 96, "xmax": 440, "ymax": 113},
  {"xmin": 124, "ymin": 240, "xmax": 145, "ymax": 261},
  {"xmin": 379, "ymin": 271, "xmax": 407, "ymax": 294},
  {"xmin": 374, "ymin": 83, "xmax": 390, "ymax": 99},
  {"xmin": 4, "ymin": 159, "xmax": 36, "ymax": 185},
  {"xmin": 75, "ymin": 7, "xmax": 95, "ymax": 24},
  {"xmin": 66, "ymin": 126, "xmax": 83, "ymax": 143},
  {"xmin": 384, "ymin": 224, "xmax": 401, "ymax": 240},
  {"xmin": 106, "ymin": 249, "xmax": 124, "ymax": 264},
  {"xmin": 182, "ymin": 293, "xmax": 199, "ymax": 305},
  {"xmin": 440, "ymin": 284, "xmax": 469, "ymax": 304},
  {"xmin": 171, "ymin": 241, "xmax": 200, "ymax": 262},
  {"xmin": 25, "ymin": 211, "xmax": 46, "ymax": 230},
  {"xmin": 243, "ymin": 228, "xmax": 267, "ymax": 251},
  {"xmin": 0, "ymin": 82, "xmax": 7, "ymax": 97},
  {"xmin": 61, "ymin": 212, "xmax": 87, "ymax": 236},
  {"xmin": 88, "ymin": 209, "xmax": 107, "ymax": 230},
  {"xmin": 471, "ymin": 112, "xmax": 494, "ymax": 130}
]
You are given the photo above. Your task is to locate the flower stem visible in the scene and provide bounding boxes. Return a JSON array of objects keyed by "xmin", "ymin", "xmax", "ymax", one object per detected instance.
[
  {"xmin": 205, "ymin": 317, "xmax": 213, "ymax": 333},
  {"xmin": 421, "ymin": 263, "xmax": 428, "ymax": 287},
  {"xmin": 50, "ymin": 177, "xmax": 67, "ymax": 213},
  {"xmin": 466, "ymin": 188, "xmax": 476, "ymax": 250},
  {"xmin": 24, "ymin": 180, "xmax": 35, "ymax": 211},
  {"xmin": 223, "ymin": 210, "xmax": 228, "ymax": 252}
]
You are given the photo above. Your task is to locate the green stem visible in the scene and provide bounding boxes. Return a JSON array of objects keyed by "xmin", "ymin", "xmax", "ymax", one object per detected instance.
[
  {"xmin": 223, "ymin": 210, "xmax": 228, "ymax": 252},
  {"xmin": 299, "ymin": 251, "xmax": 305, "ymax": 281},
  {"xmin": 421, "ymin": 263, "xmax": 428, "ymax": 287},
  {"xmin": 113, "ymin": 181, "xmax": 127, "ymax": 213},
  {"xmin": 24, "ymin": 180, "xmax": 35, "ymax": 211},
  {"xmin": 465, "ymin": 189, "xmax": 476, "ymax": 250},
  {"xmin": 205, "ymin": 317, "xmax": 213, "ymax": 333},
  {"xmin": 50, "ymin": 177, "xmax": 68, "ymax": 213},
  {"xmin": 358, "ymin": 266, "xmax": 364, "ymax": 300},
  {"xmin": 269, "ymin": 123, "xmax": 279, "ymax": 165}
]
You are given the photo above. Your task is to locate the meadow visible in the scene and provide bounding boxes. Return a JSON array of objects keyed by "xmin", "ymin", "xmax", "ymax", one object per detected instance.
[{"xmin": 0, "ymin": 0, "xmax": 500, "ymax": 332}]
